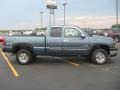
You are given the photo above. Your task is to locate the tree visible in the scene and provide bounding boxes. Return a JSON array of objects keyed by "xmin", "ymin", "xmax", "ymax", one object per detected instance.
[{"xmin": 111, "ymin": 24, "xmax": 120, "ymax": 28}]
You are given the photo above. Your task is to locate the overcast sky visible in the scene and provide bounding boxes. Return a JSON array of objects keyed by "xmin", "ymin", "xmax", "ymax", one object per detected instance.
[{"xmin": 0, "ymin": 0, "xmax": 120, "ymax": 30}]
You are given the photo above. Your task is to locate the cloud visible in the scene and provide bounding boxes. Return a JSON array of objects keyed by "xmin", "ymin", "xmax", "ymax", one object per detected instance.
[
  {"xmin": 56, "ymin": 16, "xmax": 120, "ymax": 29},
  {"xmin": 0, "ymin": 16, "xmax": 119, "ymax": 30}
]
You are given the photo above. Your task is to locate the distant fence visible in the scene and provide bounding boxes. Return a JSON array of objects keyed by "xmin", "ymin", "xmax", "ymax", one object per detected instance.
[{"xmin": 0, "ymin": 31, "xmax": 9, "ymax": 36}]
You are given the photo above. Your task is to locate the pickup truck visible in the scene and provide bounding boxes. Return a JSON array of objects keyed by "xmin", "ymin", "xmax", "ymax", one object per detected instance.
[{"xmin": 0, "ymin": 26, "xmax": 118, "ymax": 65}]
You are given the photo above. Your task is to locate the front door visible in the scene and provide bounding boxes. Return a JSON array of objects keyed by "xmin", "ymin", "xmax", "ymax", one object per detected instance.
[{"xmin": 63, "ymin": 27, "xmax": 89, "ymax": 55}]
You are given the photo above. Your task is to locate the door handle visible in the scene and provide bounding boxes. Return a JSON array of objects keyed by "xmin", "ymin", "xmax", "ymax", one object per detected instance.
[{"xmin": 64, "ymin": 39, "xmax": 69, "ymax": 42}]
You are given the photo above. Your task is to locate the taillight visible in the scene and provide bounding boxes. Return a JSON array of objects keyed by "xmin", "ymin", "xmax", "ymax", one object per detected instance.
[{"xmin": 0, "ymin": 36, "xmax": 6, "ymax": 47}]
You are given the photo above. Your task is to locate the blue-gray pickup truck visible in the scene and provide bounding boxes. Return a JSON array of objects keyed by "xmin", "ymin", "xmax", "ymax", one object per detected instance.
[{"xmin": 0, "ymin": 26, "xmax": 118, "ymax": 65}]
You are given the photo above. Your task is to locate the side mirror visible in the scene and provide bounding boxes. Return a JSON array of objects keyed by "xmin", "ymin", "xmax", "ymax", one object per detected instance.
[{"xmin": 81, "ymin": 34, "xmax": 86, "ymax": 39}]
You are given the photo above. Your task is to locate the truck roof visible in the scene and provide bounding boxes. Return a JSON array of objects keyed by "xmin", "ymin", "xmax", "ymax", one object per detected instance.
[{"xmin": 50, "ymin": 25, "xmax": 80, "ymax": 28}]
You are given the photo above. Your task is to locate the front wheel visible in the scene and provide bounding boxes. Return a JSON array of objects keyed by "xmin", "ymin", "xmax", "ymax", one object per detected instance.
[
  {"xmin": 16, "ymin": 49, "xmax": 33, "ymax": 65},
  {"xmin": 91, "ymin": 49, "xmax": 109, "ymax": 65}
]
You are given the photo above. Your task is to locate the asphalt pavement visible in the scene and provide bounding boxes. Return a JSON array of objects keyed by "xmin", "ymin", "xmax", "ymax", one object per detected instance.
[{"xmin": 0, "ymin": 43, "xmax": 120, "ymax": 90}]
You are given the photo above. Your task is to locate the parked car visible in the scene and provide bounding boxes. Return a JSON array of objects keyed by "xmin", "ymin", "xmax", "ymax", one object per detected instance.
[
  {"xmin": 0, "ymin": 36, "xmax": 5, "ymax": 49},
  {"xmin": 83, "ymin": 28, "xmax": 98, "ymax": 36},
  {"xmin": 102, "ymin": 29, "xmax": 120, "ymax": 42},
  {"xmin": 0, "ymin": 26, "xmax": 118, "ymax": 65}
]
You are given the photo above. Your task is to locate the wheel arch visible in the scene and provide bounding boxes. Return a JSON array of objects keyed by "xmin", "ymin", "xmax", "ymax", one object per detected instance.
[
  {"xmin": 90, "ymin": 45, "xmax": 110, "ymax": 55},
  {"xmin": 12, "ymin": 43, "xmax": 34, "ymax": 54}
]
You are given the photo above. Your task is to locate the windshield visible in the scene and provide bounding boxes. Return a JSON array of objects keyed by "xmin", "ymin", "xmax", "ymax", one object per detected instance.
[
  {"xmin": 82, "ymin": 28, "xmax": 98, "ymax": 36},
  {"xmin": 79, "ymin": 28, "xmax": 90, "ymax": 36}
]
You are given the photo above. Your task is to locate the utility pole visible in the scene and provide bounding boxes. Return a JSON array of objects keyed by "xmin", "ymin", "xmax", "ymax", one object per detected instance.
[
  {"xmin": 49, "ymin": 10, "xmax": 51, "ymax": 26},
  {"xmin": 116, "ymin": 0, "xmax": 118, "ymax": 25},
  {"xmin": 63, "ymin": 3, "xmax": 67, "ymax": 26},
  {"xmin": 40, "ymin": 11, "xmax": 43, "ymax": 29}
]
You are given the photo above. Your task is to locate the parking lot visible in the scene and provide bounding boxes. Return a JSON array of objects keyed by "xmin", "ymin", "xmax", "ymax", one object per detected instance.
[{"xmin": 0, "ymin": 43, "xmax": 120, "ymax": 90}]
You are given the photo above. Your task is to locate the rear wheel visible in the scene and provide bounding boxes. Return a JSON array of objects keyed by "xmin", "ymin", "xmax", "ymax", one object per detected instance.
[
  {"xmin": 16, "ymin": 49, "xmax": 33, "ymax": 65},
  {"xmin": 91, "ymin": 49, "xmax": 109, "ymax": 65}
]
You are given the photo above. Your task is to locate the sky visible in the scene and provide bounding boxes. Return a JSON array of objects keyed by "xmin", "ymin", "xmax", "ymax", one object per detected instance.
[{"xmin": 0, "ymin": 0, "xmax": 120, "ymax": 30}]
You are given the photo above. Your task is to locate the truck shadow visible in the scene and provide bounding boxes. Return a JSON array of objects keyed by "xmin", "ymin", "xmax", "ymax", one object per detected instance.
[
  {"xmin": 32, "ymin": 56, "xmax": 91, "ymax": 65},
  {"xmin": 10, "ymin": 55, "xmax": 117, "ymax": 66}
]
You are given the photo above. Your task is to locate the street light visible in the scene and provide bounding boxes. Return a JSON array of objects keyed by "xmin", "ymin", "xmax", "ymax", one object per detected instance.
[
  {"xmin": 63, "ymin": 3, "xmax": 67, "ymax": 26},
  {"xmin": 116, "ymin": 0, "xmax": 118, "ymax": 25},
  {"xmin": 40, "ymin": 11, "xmax": 43, "ymax": 29}
]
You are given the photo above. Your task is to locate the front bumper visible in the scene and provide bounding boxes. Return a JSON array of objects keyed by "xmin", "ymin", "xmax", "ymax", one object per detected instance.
[{"xmin": 110, "ymin": 48, "xmax": 118, "ymax": 57}]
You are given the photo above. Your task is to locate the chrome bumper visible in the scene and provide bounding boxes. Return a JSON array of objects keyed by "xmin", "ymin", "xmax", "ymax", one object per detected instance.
[{"xmin": 110, "ymin": 48, "xmax": 118, "ymax": 57}]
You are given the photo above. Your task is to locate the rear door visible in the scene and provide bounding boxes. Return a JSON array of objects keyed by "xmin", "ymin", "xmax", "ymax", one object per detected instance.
[
  {"xmin": 46, "ymin": 27, "xmax": 63, "ymax": 54},
  {"xmin": 62, "ymin": 27, "xmax": 90, "ymax": 55}
]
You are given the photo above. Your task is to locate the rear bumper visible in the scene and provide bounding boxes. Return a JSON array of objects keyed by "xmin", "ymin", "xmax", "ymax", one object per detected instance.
[
  {"xmin": 110, "ymin": 48, "xmax": 118, "ymax": 57},
  {"xmin": 3, "ymin": 46, "xmax": 13, "ymax": 53}
]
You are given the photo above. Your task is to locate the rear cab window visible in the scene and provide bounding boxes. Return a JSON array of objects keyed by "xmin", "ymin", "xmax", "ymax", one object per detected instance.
[{"xmin": 50, "ymin": 27, "xmax": 62, "ymax": 37}]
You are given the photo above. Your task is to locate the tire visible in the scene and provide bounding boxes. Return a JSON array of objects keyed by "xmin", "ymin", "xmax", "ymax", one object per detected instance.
[
  {"xmin": 91, "ymin": 49, "xmax": 109, "ymax": 65},
  {"xmin": 16, "ymin": 49, "xmax": 33, "ymax": 65}
]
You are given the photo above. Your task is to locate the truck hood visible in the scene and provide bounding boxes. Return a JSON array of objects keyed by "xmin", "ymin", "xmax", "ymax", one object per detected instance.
[{"xmin": 90, "ymin": 35, "xmax": 113, "ymax": 41}]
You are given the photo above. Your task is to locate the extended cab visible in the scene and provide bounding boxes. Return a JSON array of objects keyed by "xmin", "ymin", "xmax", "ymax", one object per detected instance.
[{"xmin": 0, "ymin": 26, "xmax": 118, "ymax": 65}]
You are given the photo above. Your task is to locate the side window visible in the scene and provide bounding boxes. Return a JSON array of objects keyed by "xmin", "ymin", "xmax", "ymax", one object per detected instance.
[
  {"xmin": 50, "ymin": 27, "xmax": 62, "ymax": 37},
  {"xmin": 64, "ymin": 28, "xmax": 82, "ymax": 38}
]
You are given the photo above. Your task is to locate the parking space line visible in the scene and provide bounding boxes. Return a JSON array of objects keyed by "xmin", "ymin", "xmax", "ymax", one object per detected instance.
[
  {"xmin": 61, "ymin": 60, "xmax": 80, "ymax": 67},
  {"xmin": 0, "ymin": 49, "xmax": 19, "ymax": 77}
]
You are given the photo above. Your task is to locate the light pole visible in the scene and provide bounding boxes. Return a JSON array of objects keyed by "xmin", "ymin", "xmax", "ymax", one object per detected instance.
[
  {"xmin": 63, "ymin": 3, "xmax": 67, "ymax": 26},
  {"xmin": 53, "ymin": 9, "xmax": 55, "ymax": 25},
  {"xmin": 40, "ymin": 11, "xmax": 43, "ymax": 29},
  {"xmin": 116, "ymin": 0, "xmax": 118, "ymax": 25},
  {"xmin": 50, "ymin": 9, "xmax": 55, "ymax": 26}
]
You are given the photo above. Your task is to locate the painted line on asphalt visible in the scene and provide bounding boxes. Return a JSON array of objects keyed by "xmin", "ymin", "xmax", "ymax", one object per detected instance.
[
  {"xmin": 62, "ymin": 60, "xmax": 80, "ymax": 67},
  {"xmin": 0, "ymin": 48, "xmax": 19, "ymax": 77}
]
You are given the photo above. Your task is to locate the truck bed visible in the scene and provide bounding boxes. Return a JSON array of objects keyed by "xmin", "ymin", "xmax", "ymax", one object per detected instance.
[{"xmin": 5, "ymin": 35, "xmax": 46, "ymax": 54}]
